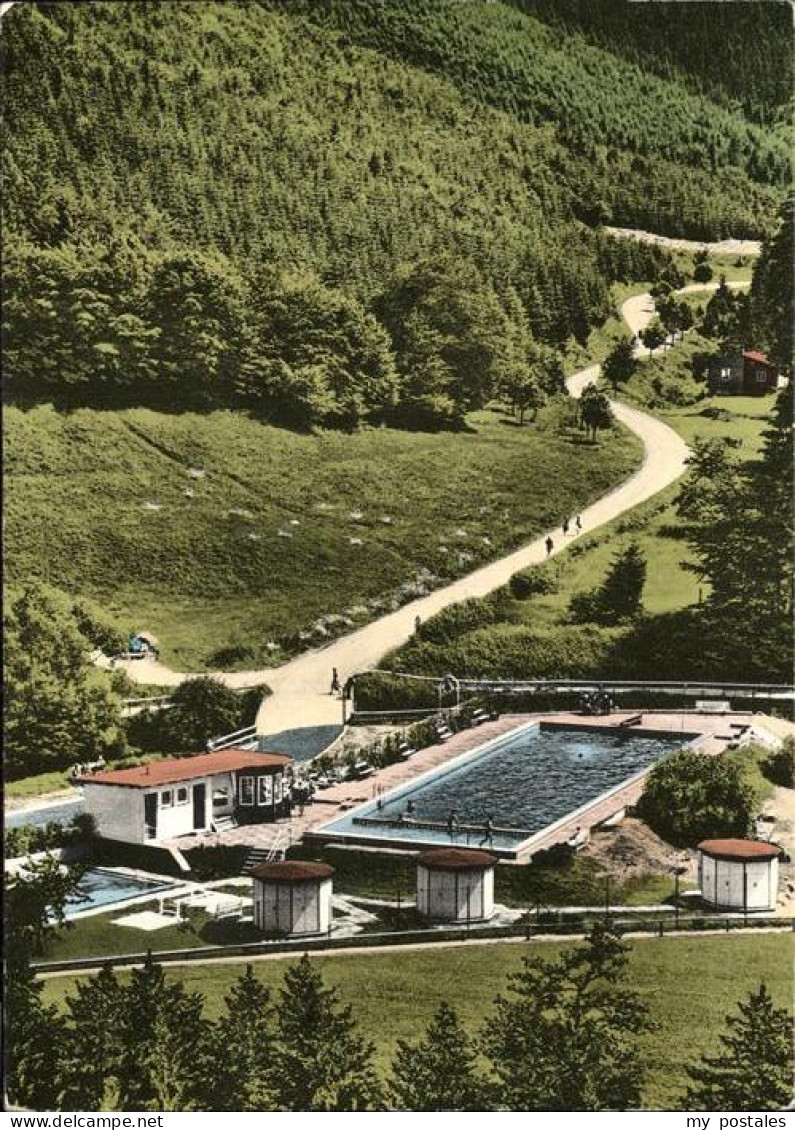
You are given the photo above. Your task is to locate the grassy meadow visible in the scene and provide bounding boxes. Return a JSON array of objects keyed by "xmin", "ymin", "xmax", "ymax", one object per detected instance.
[
  {"xmin": 40, "ymin": 932, "xmax": 793, "ymax": 1110},
  {"xmin": 4, "ymin": 400, "xmax": 641, "ymax": 671}
]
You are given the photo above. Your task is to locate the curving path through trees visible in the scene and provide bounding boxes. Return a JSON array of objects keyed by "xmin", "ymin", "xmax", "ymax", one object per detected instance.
[{"xmin": 106, "ymin": 280, "xmax": 750, "ymax": 737}]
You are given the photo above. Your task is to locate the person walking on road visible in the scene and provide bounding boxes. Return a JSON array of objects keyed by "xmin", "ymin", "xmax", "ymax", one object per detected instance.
[
  {"xmin": 562, "ymin": 517, "xmax": 570, "ymax": 535},
  {"xmin": 545, "ymin": 535, "xmax": 554, "ymax": 557},
  {"xmin": 575, "ymin": 514, "xmax": 583, "ymax": 533},
  {"xmin": 331, "ymin": 667, "xmax": 341, "ymax": 695}
]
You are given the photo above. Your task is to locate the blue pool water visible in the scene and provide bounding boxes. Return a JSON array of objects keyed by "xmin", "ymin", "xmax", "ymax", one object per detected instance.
[
  {"xmin": 321, "ymin": 723, "xmax": 697, "ymax": 852},
  {"xmin": 66, "ymin": 867, "xmax": 176, "ymax": 918}
]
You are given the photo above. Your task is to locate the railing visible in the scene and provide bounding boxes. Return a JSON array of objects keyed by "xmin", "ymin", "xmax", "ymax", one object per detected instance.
[
  {"xmin": 32, "ymin": 914, "xmax": 793, "ymax": 975},
  {"xmin": 372, "ymin": 672, "xmax": 794, "ymax": 698},
  {"xmin": 206, "ymin": 724, "xmax": 258, "ymax": 752},
  {"xmin": 265, "ymin": 827, "xmax": 292, "ymax": 862}
]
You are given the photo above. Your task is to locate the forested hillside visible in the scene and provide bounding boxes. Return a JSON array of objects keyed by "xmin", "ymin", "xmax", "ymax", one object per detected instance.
[
  {"xmin": 274, "ymin": 0, "xmax": 788, "ymax": 231},
  {"xmin": 2, "ymin": 1, "xmax": 786, "ymax": 425},
  {"xmin": 516, "ymin": 0, "xmax": 793, "ymax": 127}
]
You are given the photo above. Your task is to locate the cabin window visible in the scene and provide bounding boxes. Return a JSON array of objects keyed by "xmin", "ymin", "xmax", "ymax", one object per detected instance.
[
  {"xmin": 273, "ymin": 774, "xmax": 283, "ymax": 803},
  {"xmin": 160, "ymin": 790, "xmax": 173, "ymax": 808},
  {"xmin": 240, "ymin": 776, "xmax": 255, "ymax": 806},
  {"xmin": 176, "ymin": 787, "xmax": 189, "ymax": 805},
  {"xmin": 213, "ymin": 788, "xmax": 230, "ymax": 808},
  {"xmin": 258, "ymin": 776, "xmax": 273, "ymax": 805},
  {"xmin": 720, "ymin": 367, "xmax": 731, "ymax": 380},
  {"xmin": 757, "ymin": 370, "xmax": 767, "ymax": 383}
]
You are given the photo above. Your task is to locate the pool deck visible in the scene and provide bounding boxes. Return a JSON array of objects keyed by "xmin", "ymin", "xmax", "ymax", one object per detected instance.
[{"xmin": 165, "ymin": 710, "xmax": 757, "ymax": 859}]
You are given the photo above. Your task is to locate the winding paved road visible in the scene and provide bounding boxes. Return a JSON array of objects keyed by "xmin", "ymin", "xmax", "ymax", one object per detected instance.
[{"xmin": 106, "ymin": 281, "xmax": 749, "ymax": 736}]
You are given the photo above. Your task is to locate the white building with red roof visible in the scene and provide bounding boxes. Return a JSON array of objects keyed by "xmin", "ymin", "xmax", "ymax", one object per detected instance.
[{"xmin": 79, "ymin": 748, "xmax": 292, "ymax": 844}]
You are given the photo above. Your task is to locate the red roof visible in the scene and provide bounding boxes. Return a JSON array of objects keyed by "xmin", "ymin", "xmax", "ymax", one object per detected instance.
[
  {"xmin": 699, "ymin": 838, "xmax": 780, "ymax": 862},
  {"xmin": 742, "ymin": 350, "xmax": 773, "ymax": 366},
  {"xmin": 417, "ymin": 848, "xmax": 498, "ymax": 871},
  {"xmin": 79, "ymin": 748, "xmax": 291, "ymax": 789},
  {"xmin": 250, "ymin": 861, "xmax": 334, "ymax": 882}
]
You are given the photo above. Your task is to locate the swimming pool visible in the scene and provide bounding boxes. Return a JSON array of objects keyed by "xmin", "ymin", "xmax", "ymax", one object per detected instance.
[
  {"xmin": 66, "ymin": 867, "xmax": 177, "ymax": 919},
  {"xmin": 315, "ymin": 721, "xmax": 699, "ymax": 856}
]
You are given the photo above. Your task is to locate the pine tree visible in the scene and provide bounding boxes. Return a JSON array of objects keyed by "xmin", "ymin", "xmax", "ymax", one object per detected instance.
[
  {"xmin": 274, "ymin": 955, "xmax": 381, "ymax": 1111},
  {"xmin": 598, "ymin": 541, "xmax": 647, "ymax": 622},
  {"xmin": 112, "ymin": 957, "xmax": 212, "ymax": 1111},
  {"xmin": 60, "ymin": 965, "xmax": 127, "ymax": 1110},
  {"xmin": 208, "ymin": 965, "xmax": 280, "ymax": 1111},
  {"xmin": 684, "ymin": 984, "xmax": 792, "ymax": 1111},
  {"xmin": 390, "ymin": 1001, "xmax": 487, "ymax": 1111},
  {"xmin": 481, "ymin": 922, "xmax": 651, "ymax": 1111},
  {"xmin": 4, "ymin": 858, "xmax": 85, "ymax": 1110}
]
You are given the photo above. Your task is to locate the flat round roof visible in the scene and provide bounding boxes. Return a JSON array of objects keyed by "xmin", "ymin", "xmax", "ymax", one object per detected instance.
[
  {"xmin": 250, "ymin": 861, "xmax": 334, "ymax": 882},
  {"xmin": 417, "ymin": 847, "xmax": 498, "ymax": 871},
  {"xmin": 698, "ymin": 838, "xmax": 780, "ymax": 862}
]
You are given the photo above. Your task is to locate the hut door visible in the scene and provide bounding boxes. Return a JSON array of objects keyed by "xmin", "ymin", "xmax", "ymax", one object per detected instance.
[
  {"xmin": 144, "ymin": 793, "xmax": 158, "ymax": 840},
  {"xmin": 193, "ymin": 783, "xmax": 206, "ymax": 830}
]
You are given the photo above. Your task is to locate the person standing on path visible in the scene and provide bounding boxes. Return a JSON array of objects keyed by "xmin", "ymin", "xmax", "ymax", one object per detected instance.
[
  {"xmin": 545, "ymin": 535, "xmax": 554, "ymax": 557},
  {"xmin": 575, "ymin": 515, "xmax": 583, "ymax": 533},
  {"xmin": 562, "ymin": 517, "xmax": 570, "ymax": 535},
  {"xmin": 331, "ymin": 667, "xmax": 340, "ymax": 695}
]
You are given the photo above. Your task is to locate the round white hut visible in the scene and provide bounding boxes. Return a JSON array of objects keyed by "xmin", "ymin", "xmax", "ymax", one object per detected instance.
[
  {"xmin": 250, "ymin": 860, "xmax": 334, "ymax": 936},
  {"xmin": 416, "ymin": 847, "xmax": 497, "ymax": 923},
  {"xmin": 698, "ymin": 839, "xmax": 780, "ymax": 912}
]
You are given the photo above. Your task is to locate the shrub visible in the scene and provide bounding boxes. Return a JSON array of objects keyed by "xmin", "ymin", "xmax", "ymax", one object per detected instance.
[
  {"xmin": 509, "ymin": 562, "xmax": 559, "ymax": 600},
  {"xmin": 637, "ymin": 749, "xmax": 756, "ymax": 846},
  {"xmin": 761, "ymin": 739, "xmax": 794, "ymax": 787},
  {"xmin": 181, "ymin": 844, "xmax": 249, "ymax": 880},
  {"xmin": 417, "ymin": 591, "xmax": 511, "ymax": 645}
]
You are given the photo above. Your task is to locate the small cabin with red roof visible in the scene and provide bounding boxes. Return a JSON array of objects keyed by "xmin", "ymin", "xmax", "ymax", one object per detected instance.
[
  {"xmin": 708, "ymin": 350, "xmax": 778, "ymax": 395},
  {"xmin": 79, "ymin": 748, "xmax": 292, "ymax": 844},
  {"xmin": 698, "ymin": 838, "xmax": 780, "ymax": 911}
]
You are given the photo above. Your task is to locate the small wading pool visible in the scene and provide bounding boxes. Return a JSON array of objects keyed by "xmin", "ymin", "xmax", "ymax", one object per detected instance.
[
  {"xmin": 315, "ymin": 722, "xmax": 700, "ymax": 856},
  {"xmin": 66, "ymin": 868, "xmax": 178, "ymax": 919}
]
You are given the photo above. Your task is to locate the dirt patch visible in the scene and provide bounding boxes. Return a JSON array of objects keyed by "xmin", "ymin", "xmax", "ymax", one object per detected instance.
[{"xmin": 580, "ymin": 817, "xmax": 693, "ymax": 879}]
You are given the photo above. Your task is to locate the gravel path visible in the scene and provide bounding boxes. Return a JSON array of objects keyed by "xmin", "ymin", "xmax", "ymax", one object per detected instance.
[
  {"xmin": 105, "ymin": 280, "xmax": 750, "ymax": 737},
  {"xmin": 605, "ymin": 227, "xmax": 761, "ymax": 257}
]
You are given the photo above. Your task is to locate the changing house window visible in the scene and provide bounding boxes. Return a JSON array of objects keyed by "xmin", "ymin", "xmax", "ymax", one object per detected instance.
[
  {"xmin": 160, "ymin": 790, "xmax": 173, "ymax": 808},
  {"xmin": 176, "ymin": 787, "xmax": 189, "ymax": 805},
  {"xmin": 240, "ymin": 776, "xmax": 255, "ymax": 806},
  {"xmin": 258, "ymin": 776, "xmax": 273, "ymax": 806}
]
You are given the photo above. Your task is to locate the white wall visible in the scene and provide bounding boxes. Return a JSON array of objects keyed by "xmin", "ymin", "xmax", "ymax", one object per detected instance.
[
  {"xmin": 84, "ymin": 785, "xmax": 144, "ymax": 844},
  {"xmin": 699, "ymin": 853, "xmax": 778, "ymax": 911},
  {"xmin": 253, "ymin": 878, "xmax": 332, "ymax": 935},
  {"xmin": 417, "ymin": 866, "xmax": 494, "ymax": 922}
]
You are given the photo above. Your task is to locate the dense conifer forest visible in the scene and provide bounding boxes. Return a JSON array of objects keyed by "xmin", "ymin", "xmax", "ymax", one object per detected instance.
[{"xmin": 3, "ymin": 1, "xmax": 788, "ymax": 425}]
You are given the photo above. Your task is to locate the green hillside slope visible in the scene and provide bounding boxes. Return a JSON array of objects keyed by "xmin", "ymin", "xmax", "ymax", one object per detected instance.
[{"xmin": 3, "ymin": 402, "xmax": 641, "ymax": 669}]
